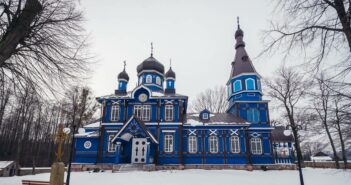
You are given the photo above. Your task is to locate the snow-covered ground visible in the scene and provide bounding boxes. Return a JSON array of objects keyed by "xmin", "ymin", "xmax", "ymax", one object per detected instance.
[{"xmin": 0, "ymin": 168, "xmax": 350, "ymax": 185}]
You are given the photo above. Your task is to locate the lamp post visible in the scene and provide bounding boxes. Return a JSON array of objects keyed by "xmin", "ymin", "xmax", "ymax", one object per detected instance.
[
  {"xmin": 285, "ymin": 124, "xmax": 304, "ymax": 185},
  {"xmin": 66, "ymin": 124, "xmax": 77, "ymax": 185}
]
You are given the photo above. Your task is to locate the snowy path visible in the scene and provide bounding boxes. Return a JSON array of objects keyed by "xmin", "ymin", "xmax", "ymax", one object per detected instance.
[{"xmin": 0, "ymin": 168, "xmax": 350, "ymax": 185}]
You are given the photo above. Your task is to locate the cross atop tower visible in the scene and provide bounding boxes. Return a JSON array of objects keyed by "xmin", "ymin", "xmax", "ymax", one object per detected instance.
[
  {"xmin": 169, "ymin": 58, "xmax": 172, "ymax": 68},
  {"xmin": 123, "ymin": 60, "xmax": 126, "ymax": 71},
  {"xmin": 237, "ymin": 16, "xmax": 240, "ymax": 29},
  {"xmin": 151, "ymin": 42, "xmax": 153, "ymax": 57}
]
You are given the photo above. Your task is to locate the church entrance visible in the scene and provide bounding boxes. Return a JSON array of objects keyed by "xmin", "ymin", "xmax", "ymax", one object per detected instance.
[{"xmin": 131, "ymin": 138, "xmax": 147, "ymax": 164}]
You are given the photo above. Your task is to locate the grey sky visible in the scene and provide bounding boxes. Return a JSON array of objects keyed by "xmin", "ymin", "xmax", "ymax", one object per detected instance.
[{"xmin": 82, "ymin": 0, "xmax": 282, "ymax": 103}]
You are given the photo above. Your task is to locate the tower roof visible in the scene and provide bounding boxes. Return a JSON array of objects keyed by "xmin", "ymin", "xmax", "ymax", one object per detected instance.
[
  {"xmin": 165, "ymin": 67, "xmax": 176, "ymax": 79},
  {"xmin": 118, "ymin": 61, "xmax": 129, "ymax": 81},
  {"xmin": 137, "ymin": 43, "xmax": 165, "ymax": 74},
  {"xmin": 229, "ymin": 17, "xmax": 257, "ymax": 79}
]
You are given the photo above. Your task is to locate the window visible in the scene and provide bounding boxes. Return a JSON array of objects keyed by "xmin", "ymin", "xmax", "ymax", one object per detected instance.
[
  {"xmin": 209, "ymin": 136, "xmax": 218, "ymax": 153},
  {"xmin": 245, "ymin": 78, "xmax": 255, "ymax": 90},
  {"xmin": 110, "ymin": 105, "xmax": 120, "ymax": 121},
  {"xmin": 156, "ymin": 76, "xmax": 161, "ymax": 85},
  {"xmin": 134, "ymin": 105, "xmax": 151, "ymax": 121},
  {"xmin": 247, "ymin": 108, "xmax": 259, "ymax": 123},
  {"xmin": 165, "ymin": 105, "xmax": 174, "ymax": 121},
  {"xmin": 202, "ymin": 113, "xmax": 209, "ymax": 119},
  {"xmin": 250, "ymin": 138, "xmax": 262, "ymax": 155},
  {"xmin": 233, "ymin": 80, "xmax": 242, "ymax": 92},
  {"xmin": 188, "ymin": 136, "xmax": 197, "ymax": 153},
  {"xmin": 108, "ymin": 135, "xmax": 116, "ymax": 152},
  {"xmin": 230, "ymin": 136, "xmax": 240, "ymax": 153},
  {"xmin": 139, "ymin": 76, "xmax": 143, "ymax": 84},
  {"xmin": 146, "ymin": 75, "xmax": 152, "ymax": 83},
  {"xmin": 164, "ymin": 134, "xmax": 174, "ymax": 153},
  {"xmin": 227, "ymin": 85, "xmax": 231, "ymax": 97}
]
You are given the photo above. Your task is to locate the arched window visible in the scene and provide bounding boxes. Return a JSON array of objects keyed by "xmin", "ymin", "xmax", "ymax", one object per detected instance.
[
  {"xmin": 245, "ymin": 78, "xmax": 255, "ymax": 90},
  {"xmin": 139, "ymin": 76, "xmax": 143, "ymax": 85},
  {"xmin": 230, "ymin": 136, "xmax": 240, "ymax": 153},
  {"xmin": 250, "ymin": 137, "xmax": 262, "ymax": 154},
  {"xmin": 146, "ymin": 75, "xmax": 152, "ymax": 83},
  {"xmin": 188, "ymin": 136, "xmax": 197, "ymax": 153},
  {"xmin": 110, "ymin": 105, "xmax": 120, "ymax": 121},
  {"xmin": 209, "ymin": 136, "xmax": 219, "ymax": 153},
  {"xmin": 227, "ymin": 85, "xmax": 231, "ymax": 97},
  {"xmin": 233, "ymin": 80, "xmax": 242, "ymax": 92},
  {"xmin": 247, "ymin": 108, "xmax": 260, "ymax": 123},
  {"xmin": 156, "ymin": 76, "xmax": 161, "ymax": 85}
]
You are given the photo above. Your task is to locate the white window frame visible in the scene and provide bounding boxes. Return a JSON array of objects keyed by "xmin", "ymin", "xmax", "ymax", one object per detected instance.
[
  {"xmin": 108, "ymin": 135, "xmax": 116, "ymax": 152},
  {"xmin": 156, "ymin": 76, "xmax": 161, "ymax": 85},
  {"xmin": 245, "ymin": 78, "xmax": 256, "ymax": 90},
  {"xmin": 209, "ymin": 136, "xmax": 219, "ymax": 153},
  {"xmin": 257, "ymin": 79, "xmax": 261, "ymax": 90},
  {"xmin": 250, "ymin": 137, "xmax": 263, "ymax": 155},
  {"xmin": 188, "ymin": 136, "xmax": 197, "ymax": 153},
  {"xmin": 139, "ymin": 76, "xmax": 143, "ymax": 85},
  {"xmin": 202, "ymin": 113, "xmax": 209, "ymax": 119},
  {"xmin": 233, "ymin": 80, "xmax": 242, "ymax": 92},
  {"xmin": 230, "ymin": 136, "xmax": 240, "ymax": 153},
  {"xmin": 146, "ymin": 75, "xmax": 152, "ymax": 83},
  {"xmin": 134, "ymin": 105, "xmax": 151, "ymax": 121},
  {"xmin": 164, "ymin": 134, "xmax": 174, "ymax": 153},
  {"xmin": 165, "ymin": 104, "xmax": 174, "ymax": 121},
  {"xmin": 110, "ymin": 105, "xmax": 120, "ymax": 121},
  {"xmin": 247, "ymin": 108, "xmax": 260, "ymax": 123}
]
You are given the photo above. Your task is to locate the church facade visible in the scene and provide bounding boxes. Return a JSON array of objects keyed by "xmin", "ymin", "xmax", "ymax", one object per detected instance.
[{"xmin": 73, "ymin": 22, "xmax": 294, "ymax": 166}]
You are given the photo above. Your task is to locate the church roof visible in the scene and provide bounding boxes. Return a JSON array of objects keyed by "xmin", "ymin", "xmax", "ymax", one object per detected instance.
[
  {"xmin": 229, "ymin": 22, "xmax": 258, "ymax": 80},
  {"xmin": 118, "ymin": 69, "xmax": 129, "ymax": 81},
  {"xmin": 165, "ymin": 67, "xmax": 176, "ymax": 78},
  {"xmin": 271, "ymin": 126, "xmax": 294, "ymax": 142},
  {"xmin": 185, "ymin": 113, "xmax": 249, "ymax": 126},
  {"xmin": 137, "ymin": 56, "xmax": 165, "ymax": 74}
]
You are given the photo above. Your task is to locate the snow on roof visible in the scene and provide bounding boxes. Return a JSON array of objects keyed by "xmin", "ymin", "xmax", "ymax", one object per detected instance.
[
  {"xmin": 0, "ymin": 161, "xmax": 14, "ymax": 169},
  {"xmin": 75, "ymin": 131, "xmax": 99, "ymax": 137},
  {"xmin": 84, "ymin": 122, "xmax": 100, "ymax": 128}
]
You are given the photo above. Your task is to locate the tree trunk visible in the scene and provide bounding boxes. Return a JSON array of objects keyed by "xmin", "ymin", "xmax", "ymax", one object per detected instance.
[
  {"xmin": 334, "ymin": 104, "xmax": 348, "ymax": 169},
  {"xmin": 334, "ymin": 0, "xmax": 351, "ymax": 52},
  {"xmin": 323, "ymin": 120, "xmax": 340, "ymax": 169}
]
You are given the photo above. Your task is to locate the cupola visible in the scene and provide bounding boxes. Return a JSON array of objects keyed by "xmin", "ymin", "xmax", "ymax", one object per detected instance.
[
  {"xmin": 165, "ymin": 61, "xmax": 176, "ymax": 94},
  {"xmin": 115, "ymin": 61, "xmax": 129, "ymax": 95}
]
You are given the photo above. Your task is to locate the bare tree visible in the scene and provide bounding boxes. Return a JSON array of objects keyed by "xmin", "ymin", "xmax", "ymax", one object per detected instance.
[
  {"xmin": 0, "ymin": 0, "xmax": 90, "ymax": 94},
  {"xmin": 262, "ymin": 0, "xmax": 351, "ymax": 73},
  {"xmin": 312, "ymin": 73, "xmax": 340, "ymax": 168},
  {"xmin": 265, "ymin": 66, "xmax": 309, "ymax": 175},
  {"xmin": 190, "ymin": 85, "xmax": 228, "ymax": 113}
]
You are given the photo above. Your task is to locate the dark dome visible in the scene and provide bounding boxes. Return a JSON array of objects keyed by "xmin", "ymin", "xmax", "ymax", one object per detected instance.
[
  {"xmin": 235, "ymin": 28, "xmax": 243, "ymax": 38},
  {"xmin": 118, "ymin": 69, "xmax": 129, "ymax": 81},
  {"xmin": 137, "ymin": 56, "xmax": 165, "ymax": 74},
  {"xmin": 165, "ymin": 67, "xmax": 176, "ymax": 78}
]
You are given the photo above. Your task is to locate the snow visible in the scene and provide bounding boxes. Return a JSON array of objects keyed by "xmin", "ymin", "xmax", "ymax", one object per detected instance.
[
  {"xmin": 0, "ymin": 168, "xmax": 350, "ymax": 185},
  {"xmin": 75, "ymin": 131, "xmax": 99, "ymax": 137},
  {"xmin": 186, "ymin": 119, "xmax": 203, "ymax": 126},
  {"xmin": 0, "ymin": 161, "xmax": 13, "ymax": 169},
  {"xmin": 84, "ymin": 122, "xmax": 100, "ymax": 128}
]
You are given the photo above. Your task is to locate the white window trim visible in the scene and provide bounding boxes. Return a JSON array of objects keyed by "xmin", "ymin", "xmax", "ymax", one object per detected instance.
[
  {"xmin": 165, "ymin": 104, "xmax": 174, "ymax": 121},
  {"xmin": 108, "ymin": 135, "xmax": 116, "ymax": 152},
  {"xmin": 164, "ymin": 134, "xmax": 174, "ymax": 153},
  {"xmin": 245, "ymin": 78, "xmax": 256, "ymax": 90},
  {"xmin": 247, "ymin": 108, "xmax": 260, "ymax": 123},
  {"xmin": 250, "ymin": 137, "xmax": 263, "ymax": 155},
  {"xmin": 257, "ymin": 79, "xmax": 261, "ymax": 90},
  {"xmin": 110, "ymin": 105, "xmax": 120, "ymax": 121},
  {"xmin": 233, "ymin": 80, "xmax": 242, "ymax": 92},
  {"xmin": 209, "ymin": 136, "xmax": 219, "ymax": 153},
  {"xmin": 146, "ymin": 75, "xmax": 152, "ymax": 84},
  {"xmin": 156, "ymin": 76, "xmax": 161, "ymax": 85},
  {"xmin": 230, "ymin": 136, "xmax": 240, "ymax": 153},
  {"xmin": 188, "ymin": 136, "xmax": 197, "ymax": 153},
  {"xmin": 134, "ymin": 105, "xmax": 151, "ymax": 121}
]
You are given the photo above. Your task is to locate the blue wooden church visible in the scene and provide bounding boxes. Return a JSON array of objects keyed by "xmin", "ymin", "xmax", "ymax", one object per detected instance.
[{"xmin": 73, "ymin": 21, "xmax": 294, "ymax": 167}]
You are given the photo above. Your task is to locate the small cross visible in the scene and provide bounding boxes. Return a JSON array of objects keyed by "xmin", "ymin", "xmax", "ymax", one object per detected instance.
[
  {"xmin": 123, "ymin": 60, "xmax": 126, "ymax": 70},
  {"xmin": 169, "ymin": 58, "xmax": 172, "ymax": 68},
  {"xmin": 237, "ymin": 16, "xmax": 240, "ymax": 29},
  {"xmin": 151, "ymin": 42, "xmax": 153, "ymax": 56}
]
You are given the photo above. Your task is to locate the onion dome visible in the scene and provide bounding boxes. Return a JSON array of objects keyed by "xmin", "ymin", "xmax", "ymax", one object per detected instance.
[
  {"xmin": 118, "ymin": 61, "xmax": 129, "ymax": 81},
  {"xmin": 118, "ymin": 69, "xmax": 129, "ymax": 81},
  {"xmin": 137, "ymin": 56, "xmax": 165, "ymax": 74},
  {"xmin": 165, "ymin": 67, "xmax": 176, "ymax": 79}
]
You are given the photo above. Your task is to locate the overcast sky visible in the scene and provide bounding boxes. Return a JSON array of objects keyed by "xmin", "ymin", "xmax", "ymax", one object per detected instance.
[{"xmin": 82, "ymin": 0, "xmax": 283, "ymax": 103}]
